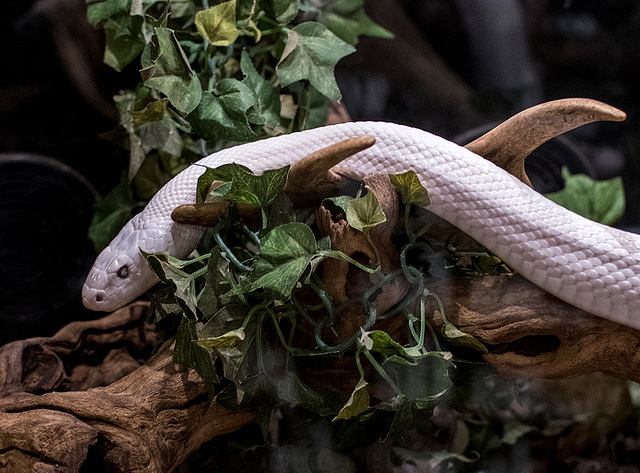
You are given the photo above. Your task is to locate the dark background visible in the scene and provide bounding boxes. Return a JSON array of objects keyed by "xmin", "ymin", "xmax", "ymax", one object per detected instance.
[{"xmin": 1, "ymin": 0, "xmax": 639, "ymax": 342}]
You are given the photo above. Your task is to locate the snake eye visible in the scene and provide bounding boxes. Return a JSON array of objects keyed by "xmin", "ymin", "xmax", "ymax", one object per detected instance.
[{"xmin": 117, "ymin": 265, "xmax": 130, "ymax": 279}]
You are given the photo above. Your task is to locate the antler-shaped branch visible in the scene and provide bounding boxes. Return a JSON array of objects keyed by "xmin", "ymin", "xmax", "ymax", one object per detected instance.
[
  {"xmin": 464, "ymin": 98, "xmax": 626, "ymax": 186},
  {"xmin": 285, "ymin": 136, "xmax": 376, "ymax": 206}
]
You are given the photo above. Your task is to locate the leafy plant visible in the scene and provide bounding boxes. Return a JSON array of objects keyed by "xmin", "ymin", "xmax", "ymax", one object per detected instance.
[
  {"xmin": 145, "ymin": 163, "xmax": 474, "ymax": 432},
  {"xmin": 143, "ymin": 162, "xmax": 600, "ymax": 472},
  {"xmin": 545, "ymin": 167, "xmax": 625, "ymax": 225},
  {"xmin": 86, "ymin": 0, "xmax": 393, "ymax": 249}
]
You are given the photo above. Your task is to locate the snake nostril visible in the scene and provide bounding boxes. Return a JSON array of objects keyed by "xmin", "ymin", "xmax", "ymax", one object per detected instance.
[{"xmin": 96, "ymin": 294, "xmax": 103, "ymax": 302}]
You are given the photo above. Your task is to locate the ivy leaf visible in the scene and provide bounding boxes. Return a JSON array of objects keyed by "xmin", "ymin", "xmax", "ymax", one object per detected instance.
[
  {"xmin": 102, "ymin": 16, "xmax": 146, "ymax": 71},
  {"xmin": 290, "ymin": 82, "xmax": 329, "ymax": 131},
  {"xmin": 144, "ymin": 251, "xmax": 200, "ymax": 317},
  {"xmin": 227, "ymin": 222, "xmax": 318, "ymax": 298},
  {"xmin": 241, "ymin": 50, "xmax": 281, "ymax": 127},
  {"xmin": 241, "ymin": 373, "xmax": 279, "ymax": 437},
  {"xmin": 276, "ymin": 22, "xmax": 355, "ymax": 101},
  {"xmin": 236, "ymin": 0, "xmax": 263, "ymax": 41},
  {"xmin": 346, "ymin": 188, "xmax": 386, "ymax": 234},
  {"xmin": 197, "ymin": 248, "xmax": 233, "ymax": 316},
  {"xmin": 263, "ymin": 0, "xmax": 299, "ymax": 24},
  {"xmin": 140, "ymin": 27, "xmax": 202, "ymax": 114},
  {"xmin": 390, "ymin": 170, "xmax": 430, "ymax": 208},
  {"xmin": 196, "ymin": 304, "xmax": 249, "ymax": 349},
  {"xmin": 195, "ymin": 163, "xmax": 252, "ymax": 203},
  {"xmin": 387, "ymin": 397, "xmax": 435, "ymax": 439},
  {"xmin": 195, "ymin": 0, "xmax": 239, "ymax": 46},
  {"xmin": 173, "ymin": 316, "xmax": 220, "ymax": 391},
  {"xmin": 441, "ymin": 322, "xmax": 488, "ymax": 354},
  {"xmin": 333, "ymin": 379, "xmax": 370, "ymax": 421},
  {"xmin": 384, "ymin": 352, "xmax": 454, "ymax": 406},
  {"xmin": 86, "ymin": 0, "xmax": 130, "ymax": 26},
  {"xmin": 129, "ymin": 98, "xmax": 169, "ymax": 125},
  {"xmin": 88, "ymin": 179, "xmax": 138, "ymax": 251},
  {"xmin": 188, "ymin": 79, "xmax": 256, "ymax": 142},
  {"xmin": 545, "ymin": 167, "xmax": 625, "ymax": 225},
  {"xmin": 317, "ymin": 0, "xmax": 393, "ymax": 46},
  {"xmin": 128, "ymin": 119, "xmax": 183, "ymax": 180},
  {"xmin": 278, "ymin": 371, "xmax": 339, "ymax": 416},
  {"xmin": 225, "ymin": 165, "xmax": 289, "ymax": 209},
  {"xmin": 360, "ymin": 330, "xmax": 407, "ymax": 358},
  {"xmin": 213, "ymin": 315, "xmax": 258, "ymax": 403},
  {"xmin": 196, "ymin": 163, "xmax": 288, "ymax": 208}
]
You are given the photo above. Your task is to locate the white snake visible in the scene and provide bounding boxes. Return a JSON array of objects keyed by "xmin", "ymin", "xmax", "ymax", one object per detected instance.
[{"xmin": 82, "ymin": 122, "xmax": 640, "ymax": 330}]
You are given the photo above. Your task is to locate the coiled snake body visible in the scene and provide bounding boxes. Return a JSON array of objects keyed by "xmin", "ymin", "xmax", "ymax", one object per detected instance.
[{"xmin": 83, "ymin": 122, "xmax": 640, "ymax": 330}]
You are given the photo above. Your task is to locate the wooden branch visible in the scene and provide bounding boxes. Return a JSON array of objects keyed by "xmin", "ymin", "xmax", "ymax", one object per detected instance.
[
  {"xmin": 0, "ymin": 303, "xmax": 254, "ymax": 472},
  {"xmin": 426, "ymin": 274, "xmax": 640, "ymax": 383}
]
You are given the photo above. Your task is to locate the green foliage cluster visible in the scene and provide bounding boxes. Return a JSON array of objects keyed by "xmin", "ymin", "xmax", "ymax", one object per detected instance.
[
  {"xmin": 143, "ymin": 164, "xmax": 592, "ymax": 470},
  {"xmin": 545, "ymin": 167, "xmax": 625, "ymax": 226},
  {"xmin": 86, "ymin": 0, "xmax": 392, "ymax": 249},
  {"xmin": 145, "ymin": 165, "xmax": 474, "ymax": 434}
]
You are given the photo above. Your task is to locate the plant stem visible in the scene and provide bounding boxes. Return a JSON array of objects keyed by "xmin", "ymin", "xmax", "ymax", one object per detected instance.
[{"xmin": 363, "ymin": 349, "xmax": 403, "ymax": 397}]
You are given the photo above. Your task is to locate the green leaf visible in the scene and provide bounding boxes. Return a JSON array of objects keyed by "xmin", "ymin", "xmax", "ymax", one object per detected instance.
[
  {"xmin": 278, "ymin": 371, "xmax": 340, "ymax": 416},
  {"xmin": 195, "ymin": 163, "xmax": 252, "ymax": 202},
  {"xmin": 263, "ymin": 0, "xmax": 299, "ymax": 24},
  {"xmin": 173, "ymin": 316, "xmax": 220, "ymax": 390},
  {"xmin": 290, "ymin": 83, "xmax": 329, "ymax": 131},
  {"xmin": 195, "ymin": 0, "xmax": 239, "ymax": 46},
  {"xmin": 88, "ymin": 179, "xmax": 138, "ymax": 251},
  {"xmin": 241, "ymin": 372, "xmax": 279, "ymax": 437},
  {"xmin": 317, "ymin": 0, "xmax": 393, "ymax": 46},
  {"xmin": 545, "ymin": 167, "xmax": 625, "ymax": 225},
  {"xmin": 389, "ymin": 170, "xmax": 430, "ymax": 208},
  {"xmin": 214, "ymin": 315, "xmax": 258, "ymax": 402},
  {"xmin": 360, "ymin": 330, "xmax": 407, "ymax": 358},
  {"xmin": 140, "ymin": 27, "xmax": 202, "ymax": 114},
  {"xmin": 346, "ymin": 188, "xmax": 386, "ymax": 234},
  {"xmin": 333, "ymin": 379, "xmax": 370, "ymax": 421},
  {"xmin": 441, "ymin": 322, "xmax": 488, "ymax": 354},
  {"xmin": 188, "ymin": 80, "xmax": 256, "ymax": 142},
  {"xmin": 276, "ymin": 22, "xmax": 355, "ymax": 101},
  {"xmin": 86, "ymin": 0, "xmax": 130, "ymax": 26},
  {"xmin": 384, "ymin": 352, "xmax": 454, "ymax": 405},
  {"xmin": 241, "ymin": 50, "xmax": 281, "ymax": 127},
  {"xmin": 129, "ymin": 98, "xmax": 169, "ymax": 125},
  {"xmin": 197, "ymin": 248, "xmax": 233, "ymax": 316},
  {"xmin": 144, "ymin": 251, "xmax": 200, "ymax": 317},
  {"xmin": 196, "ymin": 304, "xmax": 249, "ymax": 349},
  {"xmin": 138, "ymin": 119, "xmax": 184, "ymax": 156},
  {"xmin": 126, "ymin": 118, "xmax": 184, "ymax": 181},
  {"xmin": 102, "ymin": 15, "xmax": 146, "ymax": 71},
  {"xmin": 197, "ymin": 162, "xmax": 288, "ymax": 208},
  {"xmin": 225, "ymin": 165, "xmax": 289, "ymax": 209},
  {"xmin": 227, "ymin": 222, "xmax": 319, "ymax": 298},
  {"xmin": 387, "ymin": 396, "xmax": 435, "ymax": 439},
  {"xmin": 236, "ymin": 0, "xmax": 263, "ymax": 40}
]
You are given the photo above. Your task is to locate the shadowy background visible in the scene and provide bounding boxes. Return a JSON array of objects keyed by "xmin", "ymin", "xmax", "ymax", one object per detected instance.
[{"xmin": 0, "ymin": 0, "xmax": 638, "ymax": 341}]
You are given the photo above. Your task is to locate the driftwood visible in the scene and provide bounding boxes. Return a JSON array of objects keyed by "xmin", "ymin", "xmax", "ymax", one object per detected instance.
[{"xmin": 0, "ymin": 302, "xmax": 254, "ymax": 472}]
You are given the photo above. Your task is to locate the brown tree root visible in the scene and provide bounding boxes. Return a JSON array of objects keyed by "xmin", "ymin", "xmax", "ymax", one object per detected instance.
[{"xmin": 0, "ymin": 303, "xmax": 254, "ymax": 472}]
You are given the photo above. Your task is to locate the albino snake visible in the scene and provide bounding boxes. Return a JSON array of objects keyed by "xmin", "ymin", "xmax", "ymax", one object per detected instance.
[{"xmin": 82, "ymin": 122, "xmax": 640, "ymax": 330}]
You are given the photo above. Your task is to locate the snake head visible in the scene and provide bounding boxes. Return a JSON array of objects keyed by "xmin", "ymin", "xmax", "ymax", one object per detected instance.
[{"xmin": 82, "ymin": 219, "xmax": 159, "ymax": 312}]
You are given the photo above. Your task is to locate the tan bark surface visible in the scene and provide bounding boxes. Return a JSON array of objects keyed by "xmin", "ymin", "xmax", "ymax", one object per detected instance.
[{"xmin": 0, "ymin": 303, "xmax": 254, "ymax": 472}]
